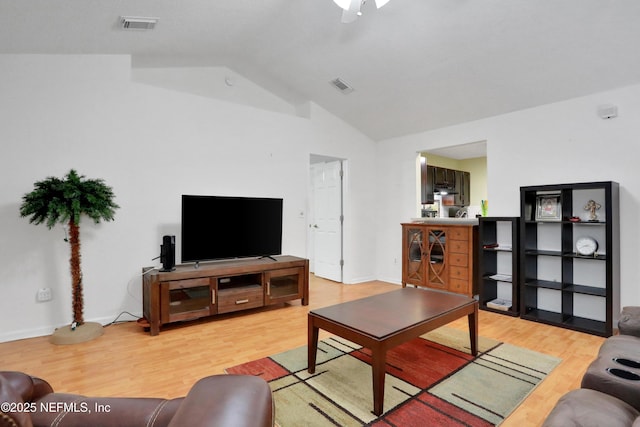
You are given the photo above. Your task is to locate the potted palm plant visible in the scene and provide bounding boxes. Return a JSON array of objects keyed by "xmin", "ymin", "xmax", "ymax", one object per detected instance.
[{"xmin": 20, "ymin": 169, "xmax": 119, "ymax": 344}]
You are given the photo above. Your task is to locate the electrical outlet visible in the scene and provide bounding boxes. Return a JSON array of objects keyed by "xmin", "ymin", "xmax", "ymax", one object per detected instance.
[{"xmin": 37, "ymin": 288, "xmax": 52, "ymax": 302}]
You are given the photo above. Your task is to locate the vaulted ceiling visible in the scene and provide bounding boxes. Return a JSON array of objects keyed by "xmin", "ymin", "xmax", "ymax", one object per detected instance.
[{"xmin": 2, "ymin": 0, "xmax": 639, "ymax": 143}]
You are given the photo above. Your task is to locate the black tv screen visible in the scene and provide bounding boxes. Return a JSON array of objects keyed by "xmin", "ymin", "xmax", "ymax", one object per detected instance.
[{"xmin": 181, "ymin": 195, "xmax": 283, "ymax": 262}]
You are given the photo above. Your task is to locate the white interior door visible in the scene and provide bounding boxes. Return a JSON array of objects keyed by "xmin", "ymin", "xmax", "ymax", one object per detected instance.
[{"xmin": 312, "ymin": 160, "xmax": 343, "ymax": 282}]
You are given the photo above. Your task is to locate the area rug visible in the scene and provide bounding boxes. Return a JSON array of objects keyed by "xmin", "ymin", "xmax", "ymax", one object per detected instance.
[{"xmin": 225, "ymin": 327, "xmax": 561, "ymax": 426}]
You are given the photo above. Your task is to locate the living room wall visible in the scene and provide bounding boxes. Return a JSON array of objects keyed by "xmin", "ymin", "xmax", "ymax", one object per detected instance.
[
  {"xmin": 0, "ymin": 54, "xmax": 377, "ymax": 342},
  {"xmin": 4, "ymin": 54, "xmax": 638, "ymax": 342},
  {"xmin": 375, "ymin": 83, "xmax": 640, "ymax": 308}
]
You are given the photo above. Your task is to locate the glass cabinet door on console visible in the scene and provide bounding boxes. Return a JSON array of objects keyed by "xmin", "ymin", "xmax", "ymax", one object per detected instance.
[
  {"xmin": 403, "ymin": 227, "xmax": 425, "ymax": 286},
  {"xmin": 265, "ymin": 267, "xmax": 305, "ymax": 305},
  {"xmin": 160, "ymin": 277, "xmax": 214, "ymax": 323},
  {"xmin": 427, "ymin": 229, "xmax": 448, "ymax": 290}
]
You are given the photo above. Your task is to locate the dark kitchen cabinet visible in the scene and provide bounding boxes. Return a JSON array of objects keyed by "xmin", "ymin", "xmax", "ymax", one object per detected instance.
[
  {"xmin": 454, "ymin": 171, "xmax": 471, "ymax": 206},
  {"xmin": 421, "ymin": 163, "xmax": 435, "ymax": 204},
  {"xmin": 433, "ymin": 167, "xmax": 455, "ymax": 189},
  {"xmin": 422, "ymin": 162, "xmax": 470, "ymax": 206}
]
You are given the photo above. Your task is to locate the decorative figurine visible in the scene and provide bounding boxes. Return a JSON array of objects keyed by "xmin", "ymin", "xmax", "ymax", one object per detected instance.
[{"xmin": 584, "ymin": 199, "xmax": 601, "ymax": 221}]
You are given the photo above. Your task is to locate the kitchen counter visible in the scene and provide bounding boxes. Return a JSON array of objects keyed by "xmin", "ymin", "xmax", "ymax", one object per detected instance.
[{"xmin": 410, "ymin": 217, "xmax": 479, "ymax": 225}]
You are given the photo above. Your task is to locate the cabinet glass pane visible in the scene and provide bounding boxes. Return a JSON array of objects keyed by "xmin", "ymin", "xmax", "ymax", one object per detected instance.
[
  {"xmin": 269, "ymin": 274, "xmax": 299, "ymax": 298},
  {"xmin": 169, "ymin": 286, "xmax": 210, "ymax": 315},
  {"xmin": 428, "ymin": 229, "xmax": 446, "ymax": 286},
  {"xmin": 406, "ymin": 228, "xmax": 424, "ymax": 282}
]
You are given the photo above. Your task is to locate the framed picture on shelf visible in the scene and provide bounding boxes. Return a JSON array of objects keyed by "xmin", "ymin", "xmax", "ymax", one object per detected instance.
[{"xmin": 535, "ymin": 194, "xmax": 561, "ymax": 221}]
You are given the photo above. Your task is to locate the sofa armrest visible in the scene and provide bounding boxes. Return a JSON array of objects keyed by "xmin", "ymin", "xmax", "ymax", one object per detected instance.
[
  {"xmin": 168, "ymin": 375, "xmax": 273, "ymax": 427},
  {"xmin": 30, "ymin": 394, "xmax": 184, "ymax": 427},
  {"xmin": 543, "ymin": 388, "xmax": 640, "ymax": 427},
  {"xmin": 2, "ymin": 372, "xmax": 272, "ymax": 427},
  {"xmin": 0, "ymin": 371, "xmax": 54, "ymax": 427},
  {"xmin": 0, "ymin": 372, "xmax": 53, "ymax": 404}
]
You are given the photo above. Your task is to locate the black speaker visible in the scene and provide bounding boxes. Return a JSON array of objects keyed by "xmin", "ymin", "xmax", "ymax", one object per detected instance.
[{"xmin": 160, "ymin": 235, "xmax": 176, "ymax": 272}]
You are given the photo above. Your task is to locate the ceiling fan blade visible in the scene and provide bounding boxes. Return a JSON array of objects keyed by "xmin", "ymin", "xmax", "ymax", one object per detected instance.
[
  {"xmin": 341, "ymin": 0, "xmax": 361, "ymax": 23},
  {"xmin": 333, "ymin": 0, "xmax": 351, "ymax": 9},
  {"xmin": 341, "ymin": 8, "xmax": 359, "ymax": 23}
]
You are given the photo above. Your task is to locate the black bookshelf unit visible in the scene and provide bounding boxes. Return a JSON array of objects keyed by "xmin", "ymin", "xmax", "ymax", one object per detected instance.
[
  {"xmin": 519, "ymin": 181, "xmax": 619, "ymax": 336},
  {"xmin": 478, "ymin": 217, "xmax": 520, "ymax": 316}
]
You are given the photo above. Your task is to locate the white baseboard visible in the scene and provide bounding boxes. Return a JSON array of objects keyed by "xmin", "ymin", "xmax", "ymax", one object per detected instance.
[
  {"xmin": 376, "ymin": 275, "xmax": 403, "ymax": 286},
  {"xmin": 0, "ymin": 312, "xmax": 143, "ymax": 343},
  {"xmin": 343, "ymin": 274, "xmax": 377, "ymax": 284}
]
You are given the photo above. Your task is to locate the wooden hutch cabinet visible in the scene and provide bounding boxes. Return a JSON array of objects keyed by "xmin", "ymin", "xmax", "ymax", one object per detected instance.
[{"xmin": 401, "ymin": 221, "xmax": 478, "ymax": 297}]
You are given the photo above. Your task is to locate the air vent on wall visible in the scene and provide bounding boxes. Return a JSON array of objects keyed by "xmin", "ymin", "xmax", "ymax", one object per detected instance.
[
  {"xmin": 330, "ymin": 77, "xmax": 354, "ymax": 94},
  {"xmin": 120, "ymin": 16, "xmax": 159, "ymax": 30}
]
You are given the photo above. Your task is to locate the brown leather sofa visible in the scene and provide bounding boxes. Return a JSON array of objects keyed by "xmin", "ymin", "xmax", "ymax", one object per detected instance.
[
  {"xmin": 543, "ymin": 307, "xmax": 640, "ymax": 427},
  {"xmin": 0, "ymin": 371, "xmax": 273, "ymax": 427}
]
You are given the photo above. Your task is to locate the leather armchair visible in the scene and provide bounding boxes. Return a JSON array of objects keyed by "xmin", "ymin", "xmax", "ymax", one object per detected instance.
[
  {"xmin": 543, "ymin": 308, "xmax": 640, "ymax": 427},
  {"xmin": 0, "ymin": 371, "xmax": 273, "ymax": 427}
]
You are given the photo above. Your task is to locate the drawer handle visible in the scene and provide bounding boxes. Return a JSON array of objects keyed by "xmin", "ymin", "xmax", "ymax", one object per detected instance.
[{"xmin": 235, "ymin": 299, "xmax": 250, "ymax": 305}]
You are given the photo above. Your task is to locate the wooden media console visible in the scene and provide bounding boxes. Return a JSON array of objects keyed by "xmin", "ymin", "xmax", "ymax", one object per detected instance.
[{"xmin": 142, "ymin": 255, "xmax": 309, "ymax": 335}]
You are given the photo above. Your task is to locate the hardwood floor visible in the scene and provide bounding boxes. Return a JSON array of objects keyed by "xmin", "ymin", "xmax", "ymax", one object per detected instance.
[{"xmin": 0, "ymin": 275, "xmax": 605, "ymax": 426}]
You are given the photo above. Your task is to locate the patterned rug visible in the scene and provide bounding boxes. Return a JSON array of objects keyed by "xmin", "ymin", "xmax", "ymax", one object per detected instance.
[{"xmin": 226, "ymin": 327, "xmax": 561, "ymax": 426}]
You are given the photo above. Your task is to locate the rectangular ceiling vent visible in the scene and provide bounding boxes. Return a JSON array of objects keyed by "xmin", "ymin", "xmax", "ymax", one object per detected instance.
[
  {"xmin": 121, "ymin": 16, "xmax": 159, "ymax": 30},
  {"xmin": 330, "ymin": 78, "xmax": 354, "ymax": 94}
]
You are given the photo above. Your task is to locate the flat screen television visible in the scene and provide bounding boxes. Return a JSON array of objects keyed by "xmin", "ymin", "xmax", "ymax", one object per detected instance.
[{"xmin": 181, "ymin": 195, "xmax": 283, "ymax": 263}]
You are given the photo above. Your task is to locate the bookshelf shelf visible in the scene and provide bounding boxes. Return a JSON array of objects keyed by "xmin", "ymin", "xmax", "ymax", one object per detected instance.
[
  {"xmin": 478, "ymin": 217, "xmax": 520, "ymax": 317},
  {"xmin": 519, "ymin": 181, "xmax": 619, "ymax": 337}
]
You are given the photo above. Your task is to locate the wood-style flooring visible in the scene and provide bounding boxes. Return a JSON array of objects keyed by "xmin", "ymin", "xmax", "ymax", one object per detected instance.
[{"xmin": 0, "ymin": 276, "xmax": 606, "ymax": 426}]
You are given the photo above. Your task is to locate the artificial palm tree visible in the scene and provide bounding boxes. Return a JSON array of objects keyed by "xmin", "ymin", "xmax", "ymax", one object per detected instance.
[{"xmin": 20, "ymin": 169, "xmax": 118, "ymax": 343}]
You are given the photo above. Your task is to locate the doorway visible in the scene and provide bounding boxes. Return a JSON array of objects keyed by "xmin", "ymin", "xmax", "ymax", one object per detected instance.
[
  {"xmin": 308, "ymin": 155, "xmax": 344, "ymax": 282},
  {"xmin": 420, "ymin": 141, "xmax": 487, "ymax": 215}
]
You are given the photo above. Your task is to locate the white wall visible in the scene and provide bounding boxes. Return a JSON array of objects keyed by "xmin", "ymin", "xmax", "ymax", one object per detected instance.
[
  {"xmin": 4, "ymin": 54, "xmax": 639, "ymax": 342},
  {"xmin": 0, "ymin": 54, "xmax": 378, "ymax": 342},
  {"xmin": 132, "ymin": 66, "xmax": 298, "ymax": 116},
  {"xmin": 375, "ymin": 84, "xmax": 640, "ymax": 308}
]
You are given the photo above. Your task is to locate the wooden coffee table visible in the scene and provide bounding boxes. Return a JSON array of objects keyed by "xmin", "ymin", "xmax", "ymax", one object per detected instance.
[{"xmin": 308, "ymin": 287, "xmax": 478, "ymax": 416}]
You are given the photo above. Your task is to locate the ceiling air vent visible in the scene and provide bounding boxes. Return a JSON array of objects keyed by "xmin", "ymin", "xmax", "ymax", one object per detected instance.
[
  {"xmin": 330, "ymin": 78, "xmax": 354, "ymax": 94},
  {"xmin": 120, "ymin": 16, "xmax": 159, "ymax": 30}
]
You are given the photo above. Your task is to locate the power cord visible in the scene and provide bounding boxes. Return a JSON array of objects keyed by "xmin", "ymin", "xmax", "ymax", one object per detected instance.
[
  {"xmin": 104, "ymin": 262, "xmax": 159, "ymax": 327},
  {"xmin": 104, "ymin": 311, "xmax": 141, "ymax": 327}
]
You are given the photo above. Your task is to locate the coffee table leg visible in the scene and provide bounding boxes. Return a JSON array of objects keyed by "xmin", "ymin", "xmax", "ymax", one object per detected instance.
[
  {"xmin": 468, "ymin": 302, "xmax": 478, "ymax": 356},
  {"xmin": 371, "ymin": 348, "xmax": 386, "ymax": 416},
  {"xmin": 308, "ymin": 314, "xmax": 319, "ymax": 374}
]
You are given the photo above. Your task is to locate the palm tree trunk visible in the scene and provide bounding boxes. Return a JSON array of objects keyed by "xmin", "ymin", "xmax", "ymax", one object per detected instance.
[{"xmin": 68, "ymin": 219, "xmax": 83, "ymax": 325}]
